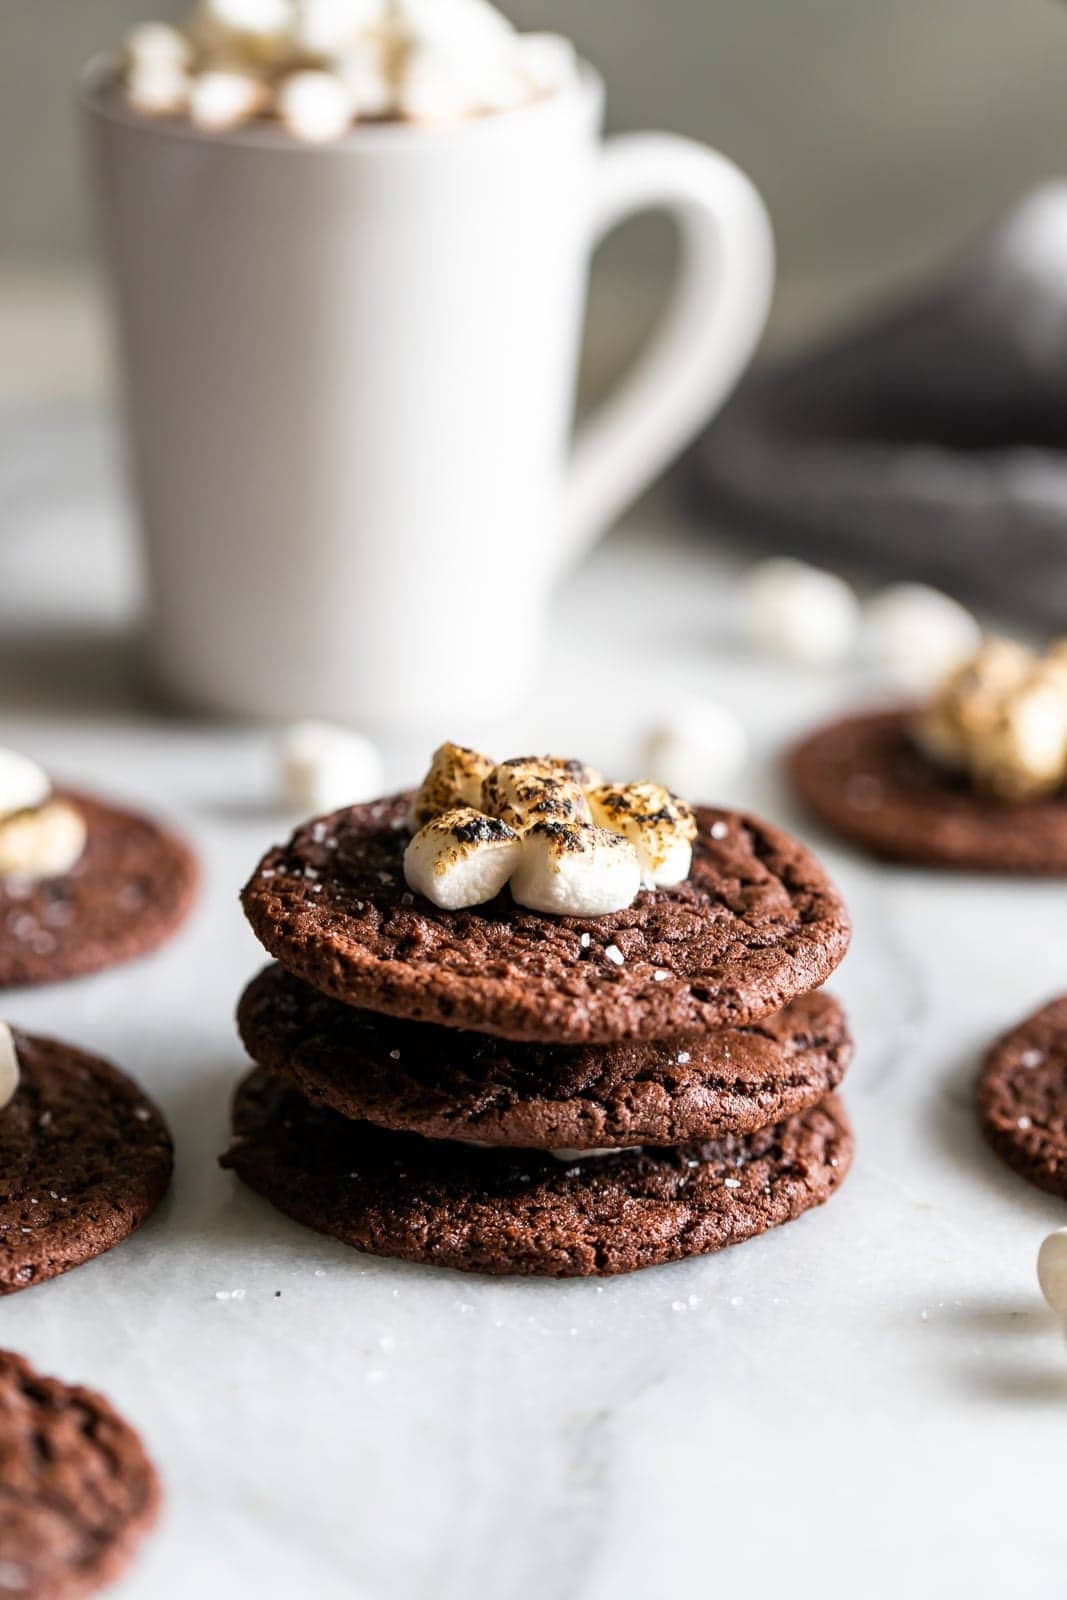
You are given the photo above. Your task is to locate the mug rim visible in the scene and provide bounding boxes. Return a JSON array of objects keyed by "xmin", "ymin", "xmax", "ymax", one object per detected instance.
[{"xmin": 79, "ymin": 51, "xmax": 603, "ymax": 151}]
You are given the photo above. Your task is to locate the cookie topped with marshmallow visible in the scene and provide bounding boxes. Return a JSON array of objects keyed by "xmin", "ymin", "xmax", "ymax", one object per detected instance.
[
  {"xmin": 0, "ymin": 747, "xmax": 197, "ymax": 988},
  {"xmin": 241, "ymin": 740, "xmax": 850, "ymax": 1043},
  {"xmin": 791, "ymin": 633, "xmax": 1067, "ymax": 873}
]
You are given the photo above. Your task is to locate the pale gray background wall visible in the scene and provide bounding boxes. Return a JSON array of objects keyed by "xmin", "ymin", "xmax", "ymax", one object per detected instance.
[{"xmin": 5, "ymin": 0, "xmax": 1067, "ymax": 337}]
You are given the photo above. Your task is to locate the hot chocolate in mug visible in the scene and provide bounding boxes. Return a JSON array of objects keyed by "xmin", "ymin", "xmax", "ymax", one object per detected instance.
[{"xmin": 84, "ymin": 63, "xmax": 773, "ymax": 723}]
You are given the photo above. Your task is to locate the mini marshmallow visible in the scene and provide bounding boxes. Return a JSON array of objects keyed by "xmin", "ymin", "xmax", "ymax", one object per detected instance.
[
  {"xmin": 549, "ymin": 1146, "xmax": 635, "ymax": 1162},
  {"xmin": 0, "ymin": 801, "xmax": 87, "ymax": 883},
  {"xmin": 516, "ymin": 32, "xmax": 577, "ymax": 94},
  {"xmin": 403, "ymin": 808, "xmax": 521, "ymax": 909},
  {"xmin": 397, "ymin": 45, "xmax": 476, "ymax": 120},
  {"xmin": 1038, "ymin": 1227, "xmax": 1067, "ymax": 1317},
  {"xmin": 865, "ymin": 584, "xmax": 981, "ymax": 693},
  {"xmin": 124, "ymin": 21, "xmax": 195, "ymax": 68},
  {"xmin": 741, "ymin": 558, "xmax": 861, "ymax": 667},
  {"xmin": 280, "ymin": 721, "xmax": 384, "ymax": 815},
  {"xmin": 481, "ymin": 760, "xmax": 592, "ymax": 833},
  {"xmin": 276, "ymin": 69, "xmax": 353, "ymax": 140},
  {"xmin": 189, "ymin": 69, "xmax": 269, "ymax": 129},
  {"xmin": 587, "ymin": 782, "xmax": 696, "ymax": 887},
  {"xmin": 198, "ymin": 0, "xmax": 293, "ymax": 40},
  {"xmin": 413, "ymin": 743, "xmax": 495, "ymax": 827},
  {"xmin": 292, "ymin": 0, "xmax": 389, "ymax": 56},
  {"xmin": 335, "ymin": 36, "xmax": 395, "ymax": 117},
  {"xmin": 0, "ymin": 748, "xmax": 51, "ymax": 823},
  {"xmin": 0, "ymin": 1024, "xmax": 18, "ymax": 1113},
  {"xmin": 509, "ymin": 822, "xmax": 641, "ymax": 917},
  {"xmin": 643, "ymin": 704, "xmax": 748, "ymax": 802},
  {"xmin": 396, "ymin": 0, "xmax": 516, "ymax": 55},
  {"xmin": 126, "ymin": 59, "xmax": 191, "ymax": 116}
]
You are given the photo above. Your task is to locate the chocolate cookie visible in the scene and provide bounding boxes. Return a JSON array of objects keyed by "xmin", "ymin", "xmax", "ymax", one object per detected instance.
[
  {"xmin": 978, "ymin": 996, "xmax": 1067, "ymax": 1197},
  {"xmin": 241, "ymin": 796, "xmax": 850, "ymax": 1044},
  {"xmin": 238, "ymin": 963, "xmax": 853, "ymax": 1148},
  {"xmin": 0, "ymin": 1032, "xmax": 173, "ymax": 1294},
  {"xmin": 220, "ymin": 1067, "xmax": 853, "ymax": 1277},
  {"xmin": 0, "ymin": 1347, "xmax": 159, "ymax": 1599},
  {"xmin": 0, "ymin": 789, "xmax": 198, "ymax": 988},
  {"xmin": 790, "ymin": 709, "xmax": 1067, "ymax": 873}
]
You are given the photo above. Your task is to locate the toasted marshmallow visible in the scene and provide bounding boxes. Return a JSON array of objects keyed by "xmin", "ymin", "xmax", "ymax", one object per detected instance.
[
  {"xmin": 482, "ymin": 760, "xmax": 592, "ymax": 833},
  {"xmin": 1038, "ymin": 1227, "xmax": 1067, "ymax": 1317},
  {"xmin": 189, "ymin": 69, "xmax": 269, "ymax": 129},
  {"xmin": 124, "ymin": 21, "xmax": 195, "ymax": 69},
  {"xmin": 0, "ymin": 801, "xmax": 87, "ymax": 883},
  {"xmin": 126, "ymin": 59, "xmax": 191, "ymax": 115},
  {"xmin": 914, "ymin": 637, "xmax": 1037, "ymax": 773},
  {"xmin": 742, "ymin": 558, "xmax": 860, "ymax": 667},
  {"xmin": 280, "ymin": 721, "xmax": 384, "ymax": 815},
  {"xmin": 276, "ymin": 69, "xmax": 353, "ymax": 140},
  {"xmin": 413, "ymin": 743, "xmax": 495, "ymax": 827},
  {"xmin": 509, "ymin": 822, "xmax": 641, "ymax": 917},
  {"xmin": 643, "ymin": 705, "xmax": 747, "ymax": 802},
  {"xmin": 516, "ymin": 32, "xmax": 577, "ymax": 94},
  {"xmin": 972, "ymin": 674, "xmax": 1067, "ymax": 799},
  {"xmin": 292, "ymin": 0, "xmax": 389, "ymax": 56},
  {"xmin": 404, "ymin": 808, "xmax": 521, "ymax": 909},
  {"xmin": 588, "ymin": 782, "xmax": 696, "ymax": 887},
  {"xmin": 0, "ymin": 1024, "xmax": 18, "ymax": 1113},
  {"xmin": 0, "ymin": 749, "xmax": 51, "ymax": 824},
  {"xmin": 865, "ymin": 584, "xmax": 980, "ymax": 693}
]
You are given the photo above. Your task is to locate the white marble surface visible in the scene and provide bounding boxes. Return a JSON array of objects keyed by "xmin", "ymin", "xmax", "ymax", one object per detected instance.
[{"xmin": 1, "ymin": 404, "xmax": 1066, "ymax": 1600}]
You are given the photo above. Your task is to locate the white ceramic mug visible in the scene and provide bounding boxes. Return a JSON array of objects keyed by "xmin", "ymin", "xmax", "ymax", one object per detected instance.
[{"xmin": 83, "ymin": 63, "xmax": 773, "ymax": 725}]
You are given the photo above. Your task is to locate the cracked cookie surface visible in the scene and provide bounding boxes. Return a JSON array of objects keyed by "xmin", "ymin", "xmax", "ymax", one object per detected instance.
[
  {"xmin": 0, "ymin": 1033, "xmax": 172, "ymax": 1295},
  {"xmin": 221, "ymin": 1067, "xmax": 853, "ymax": 1277},
  {"xmin": 238, "ymin": 963, "xmax": 853, "ymax": 1147},
  {"xmin": 241, "ymin": 796, "xmax": 850, "ymax": 1043},
  {"xmin": 0, "ymin": 1347, "xmax": 159, "ymax": 1599}
]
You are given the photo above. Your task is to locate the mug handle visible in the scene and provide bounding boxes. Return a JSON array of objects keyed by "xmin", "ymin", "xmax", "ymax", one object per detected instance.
[{"xmin": 561, "ymin": 133, "xmax": 775, "ymax": 570}]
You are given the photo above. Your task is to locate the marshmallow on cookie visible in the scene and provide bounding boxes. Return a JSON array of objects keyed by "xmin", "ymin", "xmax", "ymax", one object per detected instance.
[
  {"xmin": 914, "ymin": 637, "xmax": 1067, "ymax": 801},
  {"xmin": 403, "ymin": 742, "xmax": 696, "ymax": 916},
  {"xmin": 0, "ymin": 749, "xmax": 86, "ymax": 884},
  {"xmin": 0, "ymin": 1023, "xmax": 19, "ymax": 1112}
]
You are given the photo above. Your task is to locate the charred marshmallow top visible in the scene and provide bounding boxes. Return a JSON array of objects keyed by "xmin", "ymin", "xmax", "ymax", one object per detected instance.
[
  {"xmin": 0, "ymin": 748, "xmax": 86, "ymax": 883},
  {"xmin": 915, "ymin": 636, "xmax": 1067, "ymax": 801},
  {"xmin": 403, "ymin": 742, "xmax": 696, "ymax": 916}
]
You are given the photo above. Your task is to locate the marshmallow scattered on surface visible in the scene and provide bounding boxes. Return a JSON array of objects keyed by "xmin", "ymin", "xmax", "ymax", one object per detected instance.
[
  {"xmin": 482, "ymin": 760, "xmax": 592, "ymax": 833},
  {"xmin": 0, "ymin": 1024, "xmax": 18, "ymax": 1114},
  {"xmin": 509, "ymin": 822, "xmax": 641, "ymax": 917},
  {"xmin": 413, "ymin": 743, "xmax": 495, "ymax": 827},
  {"xmin": 0, "ymin": 749, "xmax": 51, "ymax": 823},
  {"xmin": 280, "ymin": 721, "xmax": 384, "ymax": 814},
  {"xmin": 1038, "ymin": 1227, "xmax": 1067, "ymax": 1317},
  {"xmin": 276, "ymin": 70, "xmax": 353, "ymax": 140},
  {"xmin": 865, "ymin": 584, "xmax": 981, "ymax": 693},
  {"xmin": 742, "ymin": 558, "xmax": 860, "ymax": 667},
  {"xmin": 403, "ymin": 808, "xmax": 521, "ymax": 909},
  {"xmin": 0, "ymin": 802, "xmax": 87, "ymax": 884},
  {"xmin": 587, "ymin": 782, "xmax": 695, "ymax": 887},
  {"xmin": 189, "ymin": 68, "xmax": 269, "ymax": 129},
  {"xmin": 643, "ymin": 704, "xmax": 748, "ymax": 804}
]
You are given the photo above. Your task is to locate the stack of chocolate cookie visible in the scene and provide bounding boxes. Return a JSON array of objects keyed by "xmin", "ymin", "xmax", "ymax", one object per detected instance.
[{"xmin": 222, "ymin": 790, "xmax": 856, "ymax": 1277}]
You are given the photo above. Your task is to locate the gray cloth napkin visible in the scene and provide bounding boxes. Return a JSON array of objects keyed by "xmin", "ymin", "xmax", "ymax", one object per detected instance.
[{"xmin": 696, "ymin": 184, "xmax": 1067, "ymax": 624}]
